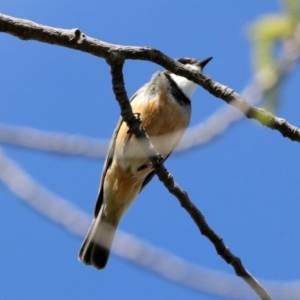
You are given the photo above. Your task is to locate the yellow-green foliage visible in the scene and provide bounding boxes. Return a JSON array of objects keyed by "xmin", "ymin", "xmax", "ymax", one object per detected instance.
[{"xmin": 249, "ymin": 0, "xmax": 299, "ymax": 111}]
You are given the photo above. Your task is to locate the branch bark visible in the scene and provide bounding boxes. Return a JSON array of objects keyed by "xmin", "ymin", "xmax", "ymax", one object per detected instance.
[
  {"xmin": 106, "ymin": 59, "xmax": 272, "ymax": 300},
  {"xmin": 0, "ymin": 12, "xmax": 280, "ymax": 300},
  {"xmin": 1, "ymin": 13, "xmax": 300, "ymax": 143}
]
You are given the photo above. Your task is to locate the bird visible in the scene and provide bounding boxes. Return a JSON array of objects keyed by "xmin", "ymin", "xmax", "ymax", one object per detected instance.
[{"xmin": 79, "ymin": 57, "xmax": 212, "ymax": 269}]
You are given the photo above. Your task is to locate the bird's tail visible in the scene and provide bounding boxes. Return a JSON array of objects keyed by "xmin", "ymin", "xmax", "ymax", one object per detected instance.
[{"xmin": 79, "ymin": 211, "xmax": 117, "ymax": 269}]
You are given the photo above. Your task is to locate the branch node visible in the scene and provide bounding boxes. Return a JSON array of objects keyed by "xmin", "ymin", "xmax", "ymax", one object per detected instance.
[
  {"xmin": 106, "ymin": 53, "xmax": 125, "ymax": 65},
  {"xmin": 224, "ymin": 86, "xmax": 235, "ymax": 97},
  {"xmin": 70, "ymin": 28, "xmax": 86, "ymax": 44},
  {"xmin": 0, "ymin": 13, "xmax": 276, "ymax": 299},
  {"xmin": 73, "ymin": 28, "xmax": 81, "ymax": 39},
  {"xmin": 126, "ymin": 113, "xmax": 142, "ymax": 134},
  {"xmin": 153, "ymin": 153, "xmax": 164, "ymax": 166}
]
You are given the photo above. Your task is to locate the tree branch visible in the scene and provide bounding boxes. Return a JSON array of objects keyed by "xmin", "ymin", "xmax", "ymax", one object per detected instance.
[
  {"xmin": 2, "ymin": 12, "xmax": 290, "ymax": 299},
  {"xmin": 1, "ymin": 12, "xmax": 300, "ymax": 143},
  {"xmin": 106, "ymin": 58, "xmax": 272, "ymax": 300},
  {"xmin": 6, "ymin": 147, "xmax": 297, "ymax": 299}
]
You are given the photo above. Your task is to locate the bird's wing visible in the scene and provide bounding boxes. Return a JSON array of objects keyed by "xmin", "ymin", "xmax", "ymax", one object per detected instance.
[
  {"xmin": 94, "ymin": 131, "xmax": 175, "ymax": 217},
  {"xmin": 93, "ymin": 90, "xmax": 141, "ymax": 217},
  {"xmin": 93, "ymin": 72, "xmax": 185, "ymax": 217}
]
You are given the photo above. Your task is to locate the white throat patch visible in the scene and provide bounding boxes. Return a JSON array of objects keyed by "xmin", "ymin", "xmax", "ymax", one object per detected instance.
[{"xmin": 169, "ymin": 64, "xmax": 199, "ymax": 99}]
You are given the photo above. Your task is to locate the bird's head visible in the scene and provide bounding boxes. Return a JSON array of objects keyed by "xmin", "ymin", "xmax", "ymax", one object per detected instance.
[
  {"xmin": 167, "ymin": 57, "xmax": 213, "ymax": 99},
  {"xmin": 176, "ymin": 57, "xmax": 213, "ymax": 72}
]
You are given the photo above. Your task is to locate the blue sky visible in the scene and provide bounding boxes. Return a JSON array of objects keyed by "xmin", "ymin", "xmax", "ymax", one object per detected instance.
[{"xmin": 1, "ymin": 1, "xmax": 300, "ymax": 299}]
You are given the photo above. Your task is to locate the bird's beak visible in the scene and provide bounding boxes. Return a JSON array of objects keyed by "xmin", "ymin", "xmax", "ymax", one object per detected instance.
[{"xmin": 197, "ymin": 57, "xmax": 213, "ymax": 70}]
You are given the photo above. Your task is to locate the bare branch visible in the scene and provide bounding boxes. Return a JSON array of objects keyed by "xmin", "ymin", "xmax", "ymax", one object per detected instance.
[
  {"xmin": 2, "ymin": 148, "xmax": 300, "ymax": 299},
  {"xmin": 0, "ymin": 149, "xmax": 264, "ymax": 299},
  {"xmin": 0, "ymin": 13, "xmax": 286, "ymax": 298},
  {"xmin": 2, "ymin": 22, "xmax": 300, "ymax": 158},
  {"xmin": 107, "ymin": 59, "xmax": 272, "ymax": 300},
  {"xmin": 0, "ymin": 123, "xmax": 109, "ymax": 158},
  {"xmin": 3, "ymin": 12, "xmax": 300, "ymax": 300},
  {"xmin": 1, "ymin": 13, "xmax": 300, "ymax": 143}
]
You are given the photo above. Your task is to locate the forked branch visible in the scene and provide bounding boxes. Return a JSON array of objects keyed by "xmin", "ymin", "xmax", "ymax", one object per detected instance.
[
  {"xmin": 0, "ymin": 12, "xmax": 283, "ymax": 299},
  {"xmin": 1, "ymin": 13, "xmax": 300, "ymax": 142}
]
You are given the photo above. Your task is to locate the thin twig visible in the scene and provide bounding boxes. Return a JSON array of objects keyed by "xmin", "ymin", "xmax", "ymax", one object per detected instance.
[
  {"xmin": 1, "ymin": 11, "xmax": 300, "ymax": 300},
  {"xmin": 0, "ymin": 12, "xmax": 276, "ymax": 299},
  {"xmin": 2, "ymin": 148, "xmax": 300, "ymax": 299},
  {"xmin": 0, "ymin": 13, "xmax": 300, "ymax": 143},
  {"xmin": 1, "ymin": 23, "xmax": 300, "ymax": 157},
  {"xmin": 107, "ymin": 60, "xmax": 272, "ymax": 300},
  {"xmin": 0, "ymin": 123, "xmax": 108, "ymax": 158}
]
